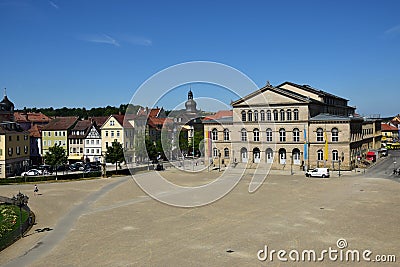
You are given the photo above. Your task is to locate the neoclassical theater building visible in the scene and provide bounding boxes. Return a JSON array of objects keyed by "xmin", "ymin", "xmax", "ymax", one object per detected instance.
[{"xmin": 204, "ymin": 82, "xmax": 381, "ymax": 171}]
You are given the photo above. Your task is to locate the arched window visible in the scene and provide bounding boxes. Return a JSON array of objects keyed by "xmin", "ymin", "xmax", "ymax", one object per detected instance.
[
  {"xmin": 266, "ymin": 128, "xmax": 273, "ymax": 142},
  {"xmin": 213, "ymin": 147, "xmax": 219, "ymax": 158},
  {"xmin": 254, "ymin": 110, "xmax": 258, "ymax": 121},
  {"xmin": 241, "ymin": 128, "xmax": 247, "ymax": 141},
  {"xmin": 224, "ymin": 148, "xmax": 229, "ymax": 158},
  {"xmin": 279, "ymin": 128, "xmax": 286, "ymax": 142},
  {"xmin": 287, "ymin": 109, "xmax": 292, "ymax": 121},
  {"xmin": 293, "ymin": 109, "xmax": 299, "ymax": 120},
  {"xmin": 241, "ymin": 147, "xmax": 248, "ymax": 163},
  {"xmin": 267, "ymin": 110, "xmax": 272, "ymax": 121},
  {"xmin": 260, "ymin": 110, "xmax": 265, "ymax": 121},
  {"xmin": 332, "ymin": 150, "xmax": 339, "ymax": 161},
  {"xmin": 280, "ymin": 109, "xmax": 285, "ymax": 121},
  {"xmin": 241, "ymin": 110, "xmax": 246, "ymax": 122},
  {"xmin": 293, "ymin": 128, "xmax": 300, "ymax": 142},
  {"xmin": 273, "ymin": 110, "xmax": 278, "ymax": 121},
  {"xmin": 316, "ymin": 128, "xmax": 324, "ymax": 142},
  {"xmin": 266, "ymin": 148, "xmax": 273, "ymax": 163},
  {"xmin": 212, "ymin": 128, "xmax": 218, "ymax": 140},
  {"xmin": 317, "ymin": 149, "xmax": 324, "ymax": 161},
  {"xmin": 279, "ymin": 148, "xmax": 286, "ymax": 164},
  {"xmin": 248, "ymin": 110, "xmax": 253, "ymax": 122},
  {"xmin": 223, "ymin": 129, "xmax": 230, "ymax": 141},
  {"xmin": 253, "ymin": 128, "xmax": 260, "ymax": 142},
  {"xmin": 332, "ymin": 128, "xmax": 339, "ymax": 142}
]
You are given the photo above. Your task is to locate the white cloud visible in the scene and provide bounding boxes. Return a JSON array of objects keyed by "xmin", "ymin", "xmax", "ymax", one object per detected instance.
[
  {"xmin": 79, "ymin": 34, "xmax": 120, "ymax": 47},
  {"xmin": 121, "ymin": 35, "xmax": 152, "ymax": 46},
  {"xmin": 384, "ymin": 24, "xmax": 400, "ymax": 37},
  {"xmin": 48, "ymin": 0, "xmax": 59, "ymax": 9}
]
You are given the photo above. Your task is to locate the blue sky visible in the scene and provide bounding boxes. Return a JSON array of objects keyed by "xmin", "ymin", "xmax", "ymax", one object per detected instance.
[{"xmin": 1, "ymin": 0, "xmax": 399, "ymax": 117}]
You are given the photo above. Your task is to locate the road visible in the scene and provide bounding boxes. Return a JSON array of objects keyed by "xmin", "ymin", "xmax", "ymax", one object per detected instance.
[{"xmin": 363, "ymin": 150, "xmax": 400, "ymax": 181}]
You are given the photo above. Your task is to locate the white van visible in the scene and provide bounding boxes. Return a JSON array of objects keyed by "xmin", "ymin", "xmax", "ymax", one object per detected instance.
[{"xmin": 305, "ymin": 168, "xmax": 330, "ymax": 178}]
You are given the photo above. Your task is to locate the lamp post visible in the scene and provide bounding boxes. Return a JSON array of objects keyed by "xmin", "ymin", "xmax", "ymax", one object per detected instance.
[
  {"xmin": 12, "ymin": 192, "xmax": 29, "ymax": 238},
  {"xmin": 218, "ymin": 151, "xmax": 221, "ymax": 172},
  {"xmin": 394, "ymin": 159, "xmax": 397, "ymax": 175}
]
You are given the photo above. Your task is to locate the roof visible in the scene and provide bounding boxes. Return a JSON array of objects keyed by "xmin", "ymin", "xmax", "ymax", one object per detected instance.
[
  {"xmin": 0, "ymin": 122, "xmax": 28, "ymax": 134},
  {"xmin": 72, "ymin": 120, "xmax": 92, "ymax": 131},
  {"xmin": 381, "ymin": 123, "xmax": 398, "ymax": 131},
  {"xmin": 309, "ymin": 113, "xmax": 362, "ymax": 122},
  {"xmin": 203, "ymin": 116, "xmax": 233, "ymax": 124},
  {"xmin": 29, "ymin": 124, "xmax": 44, "ymax": 138},
  {"xmin": 231, "ymin": 83, "xmax": 314, "ymax": 106},
  {"xmin": 203, "ymin": 110, "xmax": 233, "ymax": 121},
  {"xmin": 42, "ymin": 116, "xmax": 78, "ymax": 131},
  {"xmin": 14, "ymin": 112, "xmax": 51, "ymax": 123},
  {"xmin": 147, "ymin": 117, "xmax": 166, "ymax": 129},
  {"xmin": 89, "ymin": 116, "xmax": 108, "ymax": 127},
  {"xmin": 277, "ymin": 81, "xmax": 348, "ymax": 101}
]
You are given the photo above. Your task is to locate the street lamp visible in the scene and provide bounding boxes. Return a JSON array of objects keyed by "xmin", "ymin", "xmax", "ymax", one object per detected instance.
[
  {"xmin": 12, "ymin": 192, "xmax": 29, "ymax": 238},
  {"xmin": 218, "ymin": 151, "xmax": 221, "ymax": 172}
]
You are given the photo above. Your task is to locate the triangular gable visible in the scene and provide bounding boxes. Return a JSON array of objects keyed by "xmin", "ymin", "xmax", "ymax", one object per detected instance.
[
  {"xmin": 232, "ymin": 85, "xmax": 309, "ymax": 107},
  {"xmin": 100, "ymin": 115, "xmax": 123, "ymax": 129}
]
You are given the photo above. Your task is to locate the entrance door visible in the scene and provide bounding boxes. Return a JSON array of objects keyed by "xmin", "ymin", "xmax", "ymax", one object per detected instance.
[
  {"xmin": 293, "ymin": 149, "xmax": 301, "ymax": 165},
  {"xmin": 253, "ymin": 148, "xmax": 260, "ymax": 163},
  {"xmin": 279, "ymin": 148, "xmax": 286, "ymax": 164},
  {"xmin": 241, "ymin": 148, "xmax": 248, "ymax": 163}
]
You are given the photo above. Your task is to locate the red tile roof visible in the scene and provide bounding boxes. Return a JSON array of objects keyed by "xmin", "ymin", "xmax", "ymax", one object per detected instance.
[
  {"xmin": 381, "ymin": 123, "xmax": 398, "ymax": 131},
  {"xmin": 203, "ymin": 110, "xmax": 233, "ymax": 121},
  {"xmin": 89, "ymin": 116, "xmax": 108, "ymax": 127},
  {"xmin": 29, "ymin": 124, "xmax": 44, "ymax": 138},
  {"xmin": 14, "ymin": 112, "xmax": 51, "ymax": 123},
  {"xmin": 42, "ymin": 116, "xmax": 78, "ymax": 131}
]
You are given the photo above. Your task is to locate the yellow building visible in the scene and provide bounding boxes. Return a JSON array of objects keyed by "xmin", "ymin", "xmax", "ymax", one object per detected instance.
[
  {"xmin": 0, "ymin": 122, "xmax": 30, "ymax": 178},
  {"xmin": 100, "ymin": 115, "xmax": 134, "ymax": 162},
  {"xmin": 41, "ymin": 117, "xmax": 78, "ymax": 157}
]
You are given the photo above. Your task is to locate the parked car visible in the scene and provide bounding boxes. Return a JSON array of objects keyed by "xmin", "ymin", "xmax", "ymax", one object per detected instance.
[
  {"xmin": 21, "ymin": 169, "xmax": 42, "ymax": 176},
  {"xmin": 305, "ymin": 168, "xmax": 330, "ymax": 178}
]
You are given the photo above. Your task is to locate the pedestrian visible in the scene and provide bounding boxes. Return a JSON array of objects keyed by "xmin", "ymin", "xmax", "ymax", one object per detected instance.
[{"xmin": 34, "ymin": 184, "xmax": 39, "ymax": 195}]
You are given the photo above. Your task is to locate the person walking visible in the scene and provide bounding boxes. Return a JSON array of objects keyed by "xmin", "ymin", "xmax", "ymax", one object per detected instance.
[{"xmin": 34, "ymin": 184, "xmax": 39, "ymax": 195}]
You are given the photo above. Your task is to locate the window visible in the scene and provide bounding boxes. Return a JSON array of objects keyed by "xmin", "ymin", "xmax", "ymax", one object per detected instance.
[
  {"xmin": 44, "ymin": 140, "xmax": 47, "ymax": 146},
  {"xmin": 248, "ymin": 110, "xmax": 253, "ymax": 122},
  {"xmin": 266, "ymin": 128, "xmax": 272, "ymax": 142},
  {"xmin": 73, "ymin": 147, "xmax": 77, "ymax": 153},
  {"xmin": 8, "ymin": 148, "xmax": 13, "ymax": 156},
  {"xmin": 80, "ymin": 148, "xmax": 83, "ymax": 153},
  {"xmin": 105, "ymin": 131, "xmax": 109, "ymax": 137},
  {"xmin": 266, "ymin": 148, "xmax": 273, "ymax": 163},
  {"xmin": 332, "ymin": 128, "xmax": 339, "ymax": 142},
  {"xmin": 332, "ymin": 150, "xmax": 339, "ymax": 161},
  {"xmin": 17, "ymin": 136, "xmax": 20, "ymax": 141},
  {"xmin": 48, "ymin": 131, "xmax": 51, "ymax": 136},
  {"xmin": 293, "ymin": 128, "xmax": 300, "ymax": 142},
  {"xmin": 110, "ymin": 120, "xmax": 115, "ymax": 126},
  {"xmin": 267, "ymin": 110, "xmax": 272, "ymax": 121},
  {"xmin": 63, "ymin": 131, "xmax": 65, "ymax": 136},
  {"xmin": 317, "ymin": 150, "xmax": 324, "ymax": 161},
  {"xmin": 254, "ymin": 111, "xmax": 258, "ymax": 121},
  {"xmin": 106, "ymin": 142, "xmax": 108, "ymax": 147},
  {"xmin": 241, "ymin": 110, "xmax": 246, "ymax": 122},
  {"xmin": 96, "ymin": 140, "xmax": 100, "ymax": 145},
  {"xmin": 223, "ymin": 129, "xmax": 230, "ymax": 141},
  {"xmin": 280, "ymin": 109, "xmax": 285, "ymax": 121},
  {"xmin": 86, "ymin": 149, "xmax": 89, "ymax": 154},
  {"xmin": 91, "ymin": 149, "xmax": 94, "ymax": 153},
  {"xmin": 213, "ymin": 147, "xmax": 219, "ymax": 158},
  {"xmin": 273, "ymin": 110, "xmax": 278, "ymax": 121},
  {"xmin": 111, "ymin": 131, "xmax": 115, "ymax": 137},
  {"xmin": 260, "ymin": 110, "xmax": 265, "ymax": 121},
  {"xmin": 86, "ymin": 140, "xmax": 89, "ymax": 144},
  {"xmin": 91, "ymin": 140, "xmax": 94, "ymax": 145},
  {"xmin": 287, "ymin": 109, "xmax": 292, "ymax": 121},
  {"xmin": 241, "ymin": 128, "xmax": 247, "ymax": 141},
  {"xmin": 279, "ymin": 128, "xmax": 286, "ymax": 142},
  {"xmin": 48, "ymin": 140, "xmax": 51, "ymax": 146},
  {"xmin": 96, "ymin": 149, "xmax": 100, "ymax": 154},
  {"xmin": 8, "ymin": 136, "xmax": 11, "ymax": 141},
  {"xmin": 253, "ymin": 128, "xmax": 260, "ymax": 142},
  {"xmin": 224, "ymin": 148, "xmax": 229, "ymax": 158},
  {"xmin": 16, "ymin": 146, "xmax": 20, "ymax": 155},
  {"xmin": 55, "ymin": 132, "xmax": 58, "ymax": 137},
  {"xmin": 294, "ymin": 109, "xmax": 299, "ymax": 120},
  {"xmin": 212, "ymin": 128, "xmax": 218, "ymax": 141},
  {"xmin": 316, "ymin": 128, "xmax": 324, "ymax": 142},
  {"xmin": 44, "ymin": 132, "xmax": 46, "ymax": 137},
  {"xmin": 117, "ymin": 131, "xmax": 120, "ymax": 137}
]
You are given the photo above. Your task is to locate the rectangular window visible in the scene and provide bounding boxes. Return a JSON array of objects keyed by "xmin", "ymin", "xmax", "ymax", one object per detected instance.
[
  {"xmin": 91, "ymin": 140, "xmax": 94, "ymax": 144},
  {"xmin": 241, "ymin": 131, "xmax": 247, "ymax": 142},
  {"xmin": 44, "ymin": 140, "xmax": 47, "ymax": 146},
  {"xmin": 96, "ymin": 140, "xmax": 100, "ymax": 145},
  {"xmin": 17, "ymin": 136, "xmax": 20, "ymax": 141},
  {"xmin": 117, "ymin": 131, "xmax": 120, "ymax": 137},
  {"xmin": 9, "ymin": 136, "xmax": 12, "ymax": 141},
  {"xmin": 80, "ymin": 148, "xmax": 83, "ymax": 153},
  {"xmin": 91, "ymin": 149, "xmax": 94, "ymax": 153},
  {"xmin": 86, "ymin": 140, "xmax": 89, "ymax": 144},
  {"xmin": 105, "ymin": 131, "xmax": 109, "ymax": 137},
  {"xmin": 44, "ymin": 132, "xmax": 46, "ymax": 137},
  {"xmin": 48, "ymin": 140, "xmax": 51, "ymax": 146},
  {"xmin": 106, "ymin": 142, "xmax": 108, "ymax": 147},
  {"xmin": 293, "ymin": 130, "xmax": 300, "ymax": 142},
  {"xmin": 48, "ymin": 131, "xmax": 51, "ymax": 137},
  {"xmin": 86, "ymin": 149, "xmax": 89, "ymax": 153},
  {"xmin": 55, "ymin": 132, "xmax": 58, "ymax": 137},
  {"xmin": 111, "ymin": 131, "xmax": 114, "ymax": 137},
  {"xmin": 96, "ymin": 149, "xmax": 99, "ymax": 154}
]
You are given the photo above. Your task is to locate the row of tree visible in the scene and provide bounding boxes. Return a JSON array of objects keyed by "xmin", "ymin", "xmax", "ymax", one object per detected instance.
[{"xmin": 18, "ymin": 104, "xmax": 142, "ymax": 119}]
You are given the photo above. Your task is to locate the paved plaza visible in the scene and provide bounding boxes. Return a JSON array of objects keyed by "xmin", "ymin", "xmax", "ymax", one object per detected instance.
[{"xmin": 0, "ymin": 164, "xmax": 399, "ymax": 266}]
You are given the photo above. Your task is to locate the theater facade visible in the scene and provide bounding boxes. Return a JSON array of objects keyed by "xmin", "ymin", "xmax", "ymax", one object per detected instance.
[{"xmin": 204, "ymin": 82, "xmax": 381, "ymax": 171}]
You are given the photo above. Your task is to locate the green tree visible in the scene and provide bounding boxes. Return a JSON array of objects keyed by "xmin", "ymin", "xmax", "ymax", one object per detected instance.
[
  {"xmin": 43, "ymin": 144, "xmax": 68, "ymax": 178},
  {"xmin": 105, "ymin": 141, "xmax": 125, "ymax": 173}
]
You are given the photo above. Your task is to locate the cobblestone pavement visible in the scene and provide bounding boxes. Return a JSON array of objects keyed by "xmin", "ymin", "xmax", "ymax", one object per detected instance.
[{"xmin": 0, "ymin": 168, "xmax": 399, "ymax": 266}]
